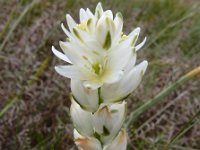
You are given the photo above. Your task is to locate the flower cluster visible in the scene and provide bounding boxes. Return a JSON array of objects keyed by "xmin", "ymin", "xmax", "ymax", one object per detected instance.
[{"xmin": 52, "ymin": 3, "xmax": 148, "ymax": 150}]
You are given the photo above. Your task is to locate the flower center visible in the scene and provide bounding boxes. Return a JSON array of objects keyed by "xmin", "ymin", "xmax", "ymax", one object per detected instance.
[
  {"xmin": 77, "ymin": 21, "xmax": 87, "ymax": 31},
  {"xmin": 92, "ymin": 63, "xmax": 103, "ymax": 75}
]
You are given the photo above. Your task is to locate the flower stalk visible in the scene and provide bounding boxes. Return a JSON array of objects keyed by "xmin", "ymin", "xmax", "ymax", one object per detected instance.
[{"xmin": 53, "ymin": 3, "xmax": 148, "ymax": 150}]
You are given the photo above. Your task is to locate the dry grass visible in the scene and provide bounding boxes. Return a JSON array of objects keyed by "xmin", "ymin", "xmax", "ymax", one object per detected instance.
[{"xmin": 0, "ymin": 0, "xmax": 200, "ymax": 149}]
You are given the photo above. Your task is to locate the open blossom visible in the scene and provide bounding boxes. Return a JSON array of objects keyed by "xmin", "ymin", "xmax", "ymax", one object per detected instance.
[
  {"xmin": 71, "ymin": 61, "xmax": 147, "ymax": 112},
  {"xmin": 52, "ymin": 3, "xmax": 147, "ymax": 90}
]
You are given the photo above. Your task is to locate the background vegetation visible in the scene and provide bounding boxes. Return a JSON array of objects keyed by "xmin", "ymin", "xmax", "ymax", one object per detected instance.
[{"xmin": 0, "ymin": 0, "xmax": 200, "ymax": 149}]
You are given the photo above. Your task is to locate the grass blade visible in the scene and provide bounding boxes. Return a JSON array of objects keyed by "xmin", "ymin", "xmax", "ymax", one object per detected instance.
[
  {"xmin": 168, "ymin": 110, "xmax": 200, "ymax": 145},
  {"xmin": 0, "ymin": 0, "xmax": 41, "ymax": 51},
  {"xmin": 125, "ymin": 66, "xmax": 200, "ymax": 127}
]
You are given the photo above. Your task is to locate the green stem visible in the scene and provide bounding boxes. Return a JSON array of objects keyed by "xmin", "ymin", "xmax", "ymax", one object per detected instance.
[{"xmin": 125, "ymin": 66, "xmax": 200, "ymax": 127}]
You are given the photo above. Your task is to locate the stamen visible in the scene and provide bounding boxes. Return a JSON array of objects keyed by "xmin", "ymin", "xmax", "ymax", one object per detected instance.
[
  {"xmin": 92, "ymin": 63, "xmax": 102, "ymax": 75},
  {"xmin": 77, "ymin": 21, "xmax": 87, "ymax": 31}
]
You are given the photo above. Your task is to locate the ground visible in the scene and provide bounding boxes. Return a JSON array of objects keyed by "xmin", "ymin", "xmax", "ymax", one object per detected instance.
[{"xmin": 0, "ymin": 0, "xmax": 200, "ymax": 149}]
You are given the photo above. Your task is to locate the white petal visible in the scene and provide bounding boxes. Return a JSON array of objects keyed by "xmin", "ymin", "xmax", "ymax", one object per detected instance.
[
  {"xmin": 86, "ymin": 8, "xmax": 94, "ymax": 18},
  {"xmin": 52, "ymin": 46, "xmax": 72, "ymax": 64},
  {"xmin": 55, "ymin": 65, "xmax": 81, "ymax": 79},
  {"xmin": 135, "ymin": 37, "xmax": 147, "ymax": 51},
  {"xmin": 70, "ymin": 99, "xmax": 93, "ymax": 136},
  {"xmin": 107, "ymin": 46, "xmax": 132, "ymax": 71},
  {"xmin": 74, "ymin": 130, "xmax": 102, "ymax": 150},
  {"xmin": 93, "ymin": 102, "xmax": 126, "ymax": 144},
  {"xmin": 124, "ymin": 50, "xmax": 137, "ymax": 72},
  {"xmin": 129, "ymin": 27, "xmax": 140, "ymax": 37},
  {"xmin": 101, "ymin": 61, "xmax": 148, "ymax": 103},
  {"xmin": 66, "ymin": 14, "xmax": 77, "ymax": 32},
  {"xmin": 95, "ymin": 8, "xmax": 116, "ymax": 48},
  {"xmin": 85, "ymin": 41, "xmax": 103, "ymax": 54},
  {"xmin": 95, "ymin": 2, "xmax": 104, "ymax": 19},
  {"xmin": 103, "ymin": 129, "xmax": 127, "ymax": 150},
  {"xmin": 96, "ymin": 16, "xmax": 109, "ymax": 47},
  {"xmin": 114, "ymin": 12, "xmax": 123, "ymax": 32},
  {"xmin": 59, "ymin": 41, "xmax": 85, "ymax": 65},
  {"xmin": 74, "ymin": 27, "xmax": 92, "ymax": 42},
  {"xmin": 83, "ymin": 80, "xmax": 103, "ymax": 90},
  {"xmin": 121, "ymin": 27, "xmax": 140, "ymax": 47},
  {"xmin": 105, "ymin": 17, "xmax": 116, "ymax": 44},
  {"xmin": 75, "ymin": 138, "xmax": 102, "ymax": 150},
  {"xmin": 104, "ymin": 70, "xmax": 123, "ymax": 84},
  {"xmin": 104, "ymin": 10, "xmax": 113, "ymax": 20},
  {"xmin": 114, "ymin": 12, "xmax": 123, "ymax": 41},
  {"xmin": 74, "ymin": 129, "xmax": 83, "ymax": 139},
  {"xmin": 71, "ymin": 80, "xmax": 99, "ymax": 112},
  {"xmin": 79, "ymin": 8, "xmax": 88, "ymax": 22},
  {"xmin": 92, "ymin": 105, "xmax": 110, "ymax": 135},
  {"xmin": 61, "ymin": 23, "xmax": 72, "ymax": 38}
]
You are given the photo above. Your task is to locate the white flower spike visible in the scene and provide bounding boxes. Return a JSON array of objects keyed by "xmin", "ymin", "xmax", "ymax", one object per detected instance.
[{"xmin": 52, "ymin": 2, "xmax": 148, "ymax": 149}]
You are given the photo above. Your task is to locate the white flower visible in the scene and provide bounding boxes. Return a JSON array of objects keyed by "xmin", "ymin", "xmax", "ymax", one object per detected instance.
[
  {"xmin": 70, "ymin": 60, "xmax": 148, "ymax": 111},
  {"xmin": 74, "ymin": 129, "xmax": 127, "ymax": 150},
  {"xmin": 70, "ymin": 99, "xmax": 126, "ymax": 144},
  {"xmin": 52, "ymin": 2, "xmax": 146, "ymax": 90}
]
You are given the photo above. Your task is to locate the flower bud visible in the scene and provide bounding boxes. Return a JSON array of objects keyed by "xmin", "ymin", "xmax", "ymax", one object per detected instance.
[
  {"xmin": 93, "ymin": 101, "xmax": 127, "ymax": 144},
  {"xmin": 70, "ymin": 99, "xmax": 94, "ymax": 137},
  {"xmin": 71, "ymin": 79, "xmax": 99, "ymax": 112},
  {"xmin": 101, "ymin": 60, "xmax": 148, "ymax": 103},
  {"xmin": 103, "ymin": 128, "xmax": 127, "ymax": 150}
]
